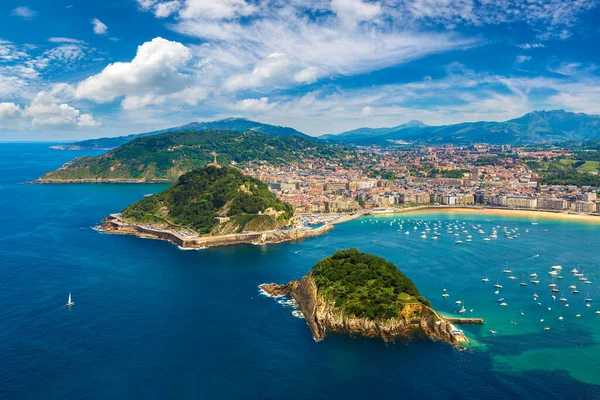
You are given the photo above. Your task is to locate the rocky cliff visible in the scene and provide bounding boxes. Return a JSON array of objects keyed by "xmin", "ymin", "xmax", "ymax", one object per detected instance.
[{"xmin": 261, "ymin": 274, "xmax": 463, "ymax": 346}]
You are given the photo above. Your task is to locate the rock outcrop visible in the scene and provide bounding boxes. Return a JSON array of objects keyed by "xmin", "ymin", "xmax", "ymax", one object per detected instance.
[{"xmin": 261, "ymin": 274, "xmax": 465, "ymax": 347}]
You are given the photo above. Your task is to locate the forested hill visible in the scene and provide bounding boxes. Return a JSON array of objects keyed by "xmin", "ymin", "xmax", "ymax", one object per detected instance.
[
  {"xmin": 121, "ymin": 166, "xmax": 294, "ymax": 235},
  {"xmin": 311, "ymin": 248, "xmax": 430, "ymax": 319},
  {"xmin": 57, "ymin": 117, "xmax": 310, "ymax": 150},
  {"xmin": 39, "ymin": 129, "xmax": 354, "ymax": 182}
]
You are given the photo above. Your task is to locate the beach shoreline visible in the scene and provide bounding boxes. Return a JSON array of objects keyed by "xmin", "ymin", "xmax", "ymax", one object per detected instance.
[{"xmin": 371, "ymin": 205, "xmax": 600, "ymax": 224}]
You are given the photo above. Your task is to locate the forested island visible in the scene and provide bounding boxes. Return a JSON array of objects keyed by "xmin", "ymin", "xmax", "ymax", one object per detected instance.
[{"xmin": 261, "ymin": 249, "xmax": 471, "ymax": 346}]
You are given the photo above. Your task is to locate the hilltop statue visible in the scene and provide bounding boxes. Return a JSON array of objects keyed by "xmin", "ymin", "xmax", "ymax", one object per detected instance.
[{"xmin": 208, "ymin": 151, "xmax": 221, "ymax": 169}]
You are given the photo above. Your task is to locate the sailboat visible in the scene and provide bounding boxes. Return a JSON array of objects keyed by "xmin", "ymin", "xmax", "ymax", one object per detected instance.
[
  {"xmin": 520, "ymin": 273, "xmax": 527, "ymax": 286},
  {"xmin": 66, "ymin": 292, "xmax": 74, "ymax": 307}
]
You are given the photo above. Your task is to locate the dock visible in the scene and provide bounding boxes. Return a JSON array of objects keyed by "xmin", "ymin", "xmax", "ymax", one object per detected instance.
[{"xmin": 445, "ymin": 317, "xmax": 484, "ymax": 324}]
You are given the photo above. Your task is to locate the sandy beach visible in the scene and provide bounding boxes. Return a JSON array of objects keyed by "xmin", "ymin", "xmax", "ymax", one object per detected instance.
[{"xmin": 391, "ymin": 206, "xmax": 600, "ymax": 224}]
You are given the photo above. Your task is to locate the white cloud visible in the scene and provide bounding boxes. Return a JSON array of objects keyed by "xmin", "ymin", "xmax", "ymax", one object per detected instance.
[
  {"xmin": 179, "ymin": 0, "xmax": 256, "ymax": 20},
  {"xmin": 517, "ymin": 43, "xmax": 545, "ymax": 49},
  {"xmin": 75, "ymin": 37, "xmax": 193, "ymax": 107},
  {"xmin": 77, "ymin": 113, "xmax": 101, "ymax": 127},
  {"xmin": 224, "ymin": 53, "xmax": 294, "ymax": 91},
  {"xmin": 0, "ymin": 40, "xmax": 28, "ymax": 61},
  {"xmin": 155, "ymin": 1, "xmax": 181, "ymax": 18},
  {"xmin": 331, "ymin": 0, "xmax": 381, "ymax": 25},
  {"xmin": 91, "ymin": 18, "xmax": 108, "ymax": 35},
  {"xmin": 121, "ymin": 86, "xmax": 207, "ymax": 110},
  {"xmin": 22, "ymin": 91, "xmax": 100, "ymax": 128},
  {"xmin": 294, "ymin": 67, "xmax": 326, "ymax": 84},
  {"xmin": 10, "ymin": 6, "xmax": 37, "ymax": 20},
  {"xmin": 0, "ymin": 102, "xmax": 21, "ymax": 119},
  {"xmin": 48, "ymin": 37, "xmax": 86, "ymax": 44},
  {"xmin": 233, "ymin": 97, "xmax": 277, "ymax": 112},
  {"xmin": 515, "ymin": 55, "xmax": 531, "ymax": 64}
]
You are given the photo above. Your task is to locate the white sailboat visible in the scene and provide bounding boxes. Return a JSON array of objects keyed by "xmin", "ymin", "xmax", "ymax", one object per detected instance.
[{"xmin": 66, "ymin": 292, "xmax": 74, "ymax": 307}]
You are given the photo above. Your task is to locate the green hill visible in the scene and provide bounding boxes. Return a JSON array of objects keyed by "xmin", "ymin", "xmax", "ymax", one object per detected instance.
[
  {"xmin": 60, "ymin": 117, "xmax": 310, "ymax": 150},
  {"xmin": 39, "ymin": 129, "xmax": 353, "ymax": 182},
  {"xmin": 311, "ymin": 248, "xmax": 430, "ymax": 319},
  {"xmin": 121, "ymin": 166, "xmax": 293, "ymax": 235}
]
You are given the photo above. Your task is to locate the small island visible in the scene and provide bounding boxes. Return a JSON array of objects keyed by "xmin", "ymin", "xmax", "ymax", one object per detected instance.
[
  {"xmin": 99, "ymin": 165, "xmax": 334, "ymax": 248},
  {"xmin": 261, "ymin": 249, "xmax": 477, "ymax": 346}
]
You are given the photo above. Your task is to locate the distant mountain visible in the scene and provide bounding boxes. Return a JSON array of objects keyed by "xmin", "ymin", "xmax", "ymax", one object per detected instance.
[
  {"xmin": 56, "ymin": 118, "xmax": 310, "ymax": 150},
  {"xmin": 321, "ymin": 120, "xmax": 427, "ymax": 141},
  {"xmin": 39, "ymin": 129, "xmax": 354, "ymax": 182},
  {"xmin": 324, "ymin": 110, "xmax": 600, "ymax": 146}
]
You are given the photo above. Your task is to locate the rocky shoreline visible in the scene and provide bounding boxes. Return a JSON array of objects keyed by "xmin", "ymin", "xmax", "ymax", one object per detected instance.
[
  {"xmin": 260, "ymin": 275, "xmax": 469, "ymax": 347},
  {"xmin": 36, "ymin": 178, "xmax": 174, "ymax": 184},
  {"xmin": 99, "ymin": 214, "xmax": 336, "ymax": 249}
]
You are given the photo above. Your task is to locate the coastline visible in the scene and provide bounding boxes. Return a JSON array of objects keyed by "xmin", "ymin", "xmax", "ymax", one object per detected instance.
[
  {"xmin": 98, "ymin": 205, "xmax": 600, "ymax": 249},
  {"xmin": 36, "ymin": 178, "xmax": 175, "ymax": 184},
  {"xmin": 98, "ymin": 212, "xmax": 363, "ymax": 249},
  {"xmin": 377, "ymin": 205, "xmax": 600, "ymax": 224}
]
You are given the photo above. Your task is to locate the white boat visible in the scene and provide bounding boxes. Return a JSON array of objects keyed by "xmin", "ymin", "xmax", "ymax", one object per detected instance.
[
  {"xmin": 66, "ymin": 292, "xmax": 74, "ymax": 307},
  {"xmin": 483, "ymin": 237, "xmax": 491, "ymax": 241},
  {"xmin": 508, "ymin": 276, "xmax": 517, "ymax": 280},
  {"xmin": 489, "ymin": 330, "xmax": 497, "ymax": 335},
  {"xmin": 551, "ymin": 265, "xmax": 562, "ymax": 271},
  {"xmin": 455, "ymin": 300, "xmax": 462, "ymax": 305},
  {"xmin": 455, "ymin": 239, "xmax": 463, "ymax": 244},
  {"xmin": 585, "ymin": 293, "xmax": 593, "ymax": 302},
  {"xmin": 520, "ymin": 274, "xmax": 527, "ymax": 287},
  {"xmin": 500, "ymin": 302, "xmax": 508, "ymax": 307},
  {"xmin": 442, "ymin": 293, "xmax": 449, "ymax": 298},
  {"xmin": 481, "ymin": 278, "xmax": 489, "ymax": 283}
]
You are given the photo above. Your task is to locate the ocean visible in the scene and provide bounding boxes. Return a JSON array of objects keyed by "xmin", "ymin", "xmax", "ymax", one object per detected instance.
[{"xmin": 1, "ymin": 143, "xmax": 599, "ymax": 399}]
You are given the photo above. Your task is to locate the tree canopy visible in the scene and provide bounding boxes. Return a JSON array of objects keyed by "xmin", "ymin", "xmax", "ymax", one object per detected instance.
[{"xmin": 311, "ymin": 248, "xmax": 430, "ymax": 320}]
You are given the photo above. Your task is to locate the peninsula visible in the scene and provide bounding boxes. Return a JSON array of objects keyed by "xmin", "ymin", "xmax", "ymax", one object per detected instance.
[
  {"xmin": 260, "ymin": 249, "xmax": 476, "ymax": 346},
  {"xmin": 99, "ymin": 165, "xmax": 341, "ymax": 248}
]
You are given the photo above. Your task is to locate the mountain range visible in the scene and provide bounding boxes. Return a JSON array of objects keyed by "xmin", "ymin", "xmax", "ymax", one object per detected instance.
[
  {"xmin": 57, "ymin": 110, "xmax": 600, "ymax": 150},
  {"xmin": 323, "ymin": 110, "xmax": 600, "ymax": 146}
]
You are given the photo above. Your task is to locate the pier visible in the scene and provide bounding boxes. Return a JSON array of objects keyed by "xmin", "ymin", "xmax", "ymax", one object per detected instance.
[{"xmin": 445, "ymin": 317, "xmax": 484, "ymax": 324}]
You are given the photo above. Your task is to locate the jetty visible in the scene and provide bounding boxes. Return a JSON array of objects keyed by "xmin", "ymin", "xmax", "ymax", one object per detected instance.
[{"xmin": 445, "ymin": 317, "xmax": 485, "ymax": 324}]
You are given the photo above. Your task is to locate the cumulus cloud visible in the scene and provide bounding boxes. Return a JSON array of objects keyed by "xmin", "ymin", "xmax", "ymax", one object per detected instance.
[
  {"xmin": 91, "ymin": 18, "xmax": 108, "ymax": 35},
  {"xmin": 155, "ymin": 1, "xmax": 181, "ymax": 18},
  {"xmin": 75, "ymin": 37, "xmax": 192, "ymax": 105},
  {"xmin": 10, "ymin": 6, "xmax": 37, "ymax": 20},
  {"xmin": 0, "ymin": 102, "xmax": 21, "ymax": 119},
  {"xmin": 22, "ymin": 91, "xmax": 100, "ymax": 128},
  {"xmin": 331, "ymin": 0, "xmax": 381, "ymax": 25}
]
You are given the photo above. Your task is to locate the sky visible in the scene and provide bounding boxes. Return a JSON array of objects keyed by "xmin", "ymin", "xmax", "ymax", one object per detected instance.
[{"xmin": 1, "ymin": 0, "xmax": 600, "ymax": 140}]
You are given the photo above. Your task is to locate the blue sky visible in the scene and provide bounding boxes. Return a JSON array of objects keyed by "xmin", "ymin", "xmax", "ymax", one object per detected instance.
[{"xmin": 1, "ymin": 0, "xmax": 600, "ymax": 140}]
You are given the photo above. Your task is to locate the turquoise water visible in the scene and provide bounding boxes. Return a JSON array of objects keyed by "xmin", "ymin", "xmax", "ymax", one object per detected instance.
[{"xmin": 1, "ymin": 143, "xmax": 600, "ymax": 399}]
